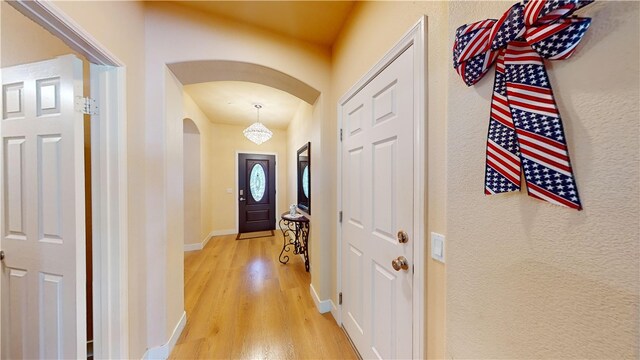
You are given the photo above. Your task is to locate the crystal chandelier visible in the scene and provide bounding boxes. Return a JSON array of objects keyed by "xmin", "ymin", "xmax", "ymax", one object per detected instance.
[{"xmin": 243, "ymin": 104, "xmax": 272, "ymax": 145}]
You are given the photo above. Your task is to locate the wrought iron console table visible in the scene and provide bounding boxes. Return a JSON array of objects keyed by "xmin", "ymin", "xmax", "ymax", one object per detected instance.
[{"xmin": 278, "ymin": 212, "xmax": 310, "ymax": 272}]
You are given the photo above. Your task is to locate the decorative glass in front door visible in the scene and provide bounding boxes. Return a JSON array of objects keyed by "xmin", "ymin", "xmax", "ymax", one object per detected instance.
[{"xmin": 249, "ymin": 163, "xmax": 266, "ymax": 202}]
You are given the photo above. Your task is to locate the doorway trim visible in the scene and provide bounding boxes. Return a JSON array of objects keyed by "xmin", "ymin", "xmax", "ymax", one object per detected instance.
[
  {"xmin": 8, "ymin": 1, "xmax": 129, "ymax": 358},
  {"xmin": 335, "ymin": 16, "xmax": 426, "ymax": 359},
  {"xmin": 235, "ymin": 151, "xmax": 279, "ymax": 234}
]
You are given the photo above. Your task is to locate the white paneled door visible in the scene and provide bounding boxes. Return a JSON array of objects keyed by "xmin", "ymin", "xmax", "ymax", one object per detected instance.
[
  {"xmin": 1, "ymin": 55, "xmax": 86, "ymax": 359},
  {"xmin": 341, "ymin": 46, "xmax": 415, "ymax": 359}
]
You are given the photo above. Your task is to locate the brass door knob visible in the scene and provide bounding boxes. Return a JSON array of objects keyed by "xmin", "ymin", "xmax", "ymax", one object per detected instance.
[{"xmin": 391, "ymin": 256, "xmax": 409, "ymax": 271}]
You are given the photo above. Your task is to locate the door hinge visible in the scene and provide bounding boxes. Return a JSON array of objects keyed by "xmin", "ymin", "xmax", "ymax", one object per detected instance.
[
  {"xmin": 340, "ymin": 129, "xmax": 343, "ymax": 142},
  {"xmin": 339, "ymin": 292, "xmax": 343, "ymax": 305},
  {"xmin": 339, "ymin": 211, "xmax": 343, "ymax": 223},
  {"xmin": 75, "ymin": 96, "xmax": 98, "ymax": 115}
]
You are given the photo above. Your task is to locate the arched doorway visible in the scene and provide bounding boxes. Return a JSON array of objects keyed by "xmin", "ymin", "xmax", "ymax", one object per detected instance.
[
  {"xmin": 157, "ymin": 59, "xmax": 328, "ymax": 357},
  {"xmin": 168, "ymin": 60, "xmax": 320, "ymax": 105}
]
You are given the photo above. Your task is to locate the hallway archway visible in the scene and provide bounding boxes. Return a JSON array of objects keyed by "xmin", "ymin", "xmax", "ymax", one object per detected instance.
[
  {"xmin": 150, "ymin": 51, "xmax": 329, "ymax": 355},
  {"xmin": 168, "ymin": 60, "xmax": 321, "ymax": 105}
]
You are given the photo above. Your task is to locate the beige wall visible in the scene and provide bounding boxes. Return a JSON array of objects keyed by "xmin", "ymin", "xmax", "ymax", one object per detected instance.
[
  {"xmin": 309, "ymin": 95, "xmax": 327, "ymax": 282},
  {"xmin": 163, "ymin": 69, "xmax": 186, "ymax": 341},
  {"xmin": 183, "ymin": 120, "xmax": 202, "ymax": 246},
  {"xmin": 332, "ymin": 2, "xmax": 450, "ymax": 358},
  {"xmin": 208, "ymin": 123, "xmax": 288, "ymax": 232},
  {"xmin": 446, "ymin": 1, "xmax": 639, "ymax": 358},
  {"xmin": 287, "ymin": 102, "xmax": 314, "ymax": 214},
  {"xmin": 1, "ymin": 2, "xmax": 75, "ymax": 67},
  {"xmin": 184, "ymin": 94, "xmax": 215, "ymax": 245}
]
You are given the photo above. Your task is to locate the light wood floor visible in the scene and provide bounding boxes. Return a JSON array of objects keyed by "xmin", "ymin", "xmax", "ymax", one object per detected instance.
[{"xmin": 169, "ymin": 232, "xmax": 358, "ymax": 359}]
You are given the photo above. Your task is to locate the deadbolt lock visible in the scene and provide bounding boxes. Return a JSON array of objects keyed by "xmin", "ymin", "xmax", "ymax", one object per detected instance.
[{"xmin": 397, "ymin": 230, "xmax": 408, "ymax": 244}]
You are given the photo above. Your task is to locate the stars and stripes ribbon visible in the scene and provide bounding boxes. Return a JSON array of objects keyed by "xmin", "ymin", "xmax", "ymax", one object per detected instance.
[{"xmin": 453, "ymin": 0, "xmax": 592, "ymax": 210}]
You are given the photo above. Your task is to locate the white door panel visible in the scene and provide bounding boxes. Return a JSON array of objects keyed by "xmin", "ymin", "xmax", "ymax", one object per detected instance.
[
  {"xmin": 341, "ymin": 46, "xmax": 414, "ymax": 359},
  {"xmin": 1, "ymin": 55, "xmax": 86, "ymax": 359}
]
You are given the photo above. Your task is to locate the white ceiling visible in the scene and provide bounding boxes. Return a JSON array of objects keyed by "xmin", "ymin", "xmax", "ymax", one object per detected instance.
[
  {"xmin": 184, "ymin": 81, "xmax": 303, "ymax": 130},
  {"xmin": 177, "ymin": 1, "xmax": 356, "ymax": 130}
]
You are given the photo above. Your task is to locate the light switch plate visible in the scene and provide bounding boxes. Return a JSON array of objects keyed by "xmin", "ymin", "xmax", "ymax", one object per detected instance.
[{"xmin": 431, "ymin": 232, "xmax": 445, "ymax": 263}]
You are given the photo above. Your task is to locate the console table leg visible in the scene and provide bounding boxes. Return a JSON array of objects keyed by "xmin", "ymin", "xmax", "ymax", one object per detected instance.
[{"xmin": 278, "ymin": 219, "xmax": 292, "ymax": 264}]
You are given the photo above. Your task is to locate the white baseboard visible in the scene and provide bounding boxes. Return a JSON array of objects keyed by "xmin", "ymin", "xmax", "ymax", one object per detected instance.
[
  {"xmin": 183, "ymin": 232, "xmax": 213, "ymax": 252},
  {"xmin": 142, "ymin": 311, "xmax": 186, "ymax": 359},
  {"xmin": 310, "ymin": 283, "xmax": 332, "ymax": 314},
  {"xmin": 183, "ymin": 242, "xmax": 201, "ymax": 252},
  {"xmin": 209, "ymin": 229, "xmax": 236, "ymax": 237},
  {"xmin": 184, "ymin": 229, "xmax": 234, "ymax": 251},
  {"xmin": 202, "ymin": 232, "xmax": 211, "ymax": 248}
]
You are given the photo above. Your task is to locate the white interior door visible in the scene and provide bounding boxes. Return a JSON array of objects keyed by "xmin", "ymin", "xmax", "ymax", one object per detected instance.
[
  {"xmin": 1, "ymin": 55, "xmax": 86, "ymax": 359},
  {"xmin": 341, "ymin": 46, "xmax": 415, "ymax": 359}
]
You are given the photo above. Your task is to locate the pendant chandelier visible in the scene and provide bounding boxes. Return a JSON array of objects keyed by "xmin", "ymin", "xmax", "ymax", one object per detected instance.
[{"xmin": 243, "ymin": 104, "xmax": 272, "ymax": 145}]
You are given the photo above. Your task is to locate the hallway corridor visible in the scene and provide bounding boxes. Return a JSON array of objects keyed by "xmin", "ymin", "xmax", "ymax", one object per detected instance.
[{"xmin": 170, "ymin": 233, "xmax": 357, "ymax": 359}]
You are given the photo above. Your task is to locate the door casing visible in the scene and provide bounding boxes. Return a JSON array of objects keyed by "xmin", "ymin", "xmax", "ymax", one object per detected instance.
[
  {"xmin": 235, "ymin": 151, "xmax": 279, "ymax": 233},
  {"xmin": 4, "ymin": 1, "xmax": 129, "ymax": 358},
  {"xmin": 335, "ymin": 16, "xmax": 427, "ymax": 359}
]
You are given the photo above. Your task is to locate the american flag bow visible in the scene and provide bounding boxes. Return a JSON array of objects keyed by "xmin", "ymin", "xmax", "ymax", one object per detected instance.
[{"xmin": 453, "ymin": 0, "xmax": 593, "ymax": 210}]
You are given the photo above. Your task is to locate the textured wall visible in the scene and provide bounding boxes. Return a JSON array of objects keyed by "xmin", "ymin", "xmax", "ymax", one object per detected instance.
[{"xmin": 446, "ymin": 1, "xmax": 639, "ymax": 358}]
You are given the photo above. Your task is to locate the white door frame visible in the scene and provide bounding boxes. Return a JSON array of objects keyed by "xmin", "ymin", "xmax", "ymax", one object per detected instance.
[
  {"xmin": 235, "ymin": 151, "xmax": 279, "ymax": 233},
  {"xmin": 7, "ymin": 1, "xmax": 129, "ymax": 358},
  {"xmin": 335, "ymin": 17, "xmax": 426, "ymax": 359}
]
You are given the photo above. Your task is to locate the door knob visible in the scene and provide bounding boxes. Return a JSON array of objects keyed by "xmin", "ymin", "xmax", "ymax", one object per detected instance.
[
  {"xmin": 0, "ymin": 250, "xmax": 4, "ymax": 261},
  {"xmin": 239, "ymin": 197, "xmax": 245, "ymax": 201},
  {"xmin": 397, "ymin": 230, "xmax": 408, "ymax": 243},
  {"xmin": 391, "ymin": 256, "xmax": 409, "ymax": 271}
]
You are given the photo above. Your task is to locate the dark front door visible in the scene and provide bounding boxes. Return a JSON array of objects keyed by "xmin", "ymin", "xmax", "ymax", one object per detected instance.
[{"xmin": 238, "ymin": 153, "xmax": 276, "ymax": 233}]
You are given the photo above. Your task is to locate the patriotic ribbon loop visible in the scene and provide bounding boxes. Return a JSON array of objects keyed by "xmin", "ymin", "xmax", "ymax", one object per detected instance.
[{"xmin": 452, "ymin": 0, "xmax": 593, "ymax": 210}]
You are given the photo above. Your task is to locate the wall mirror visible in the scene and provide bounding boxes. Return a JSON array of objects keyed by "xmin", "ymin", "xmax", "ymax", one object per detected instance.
[{"xmin": 297, "ymin": 142, "xmax": 311, "ymax": 214}]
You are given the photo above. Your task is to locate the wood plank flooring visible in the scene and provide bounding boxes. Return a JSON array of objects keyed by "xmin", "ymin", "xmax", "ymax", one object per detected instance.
[{"xmin": 169, "ymin": 233, "xmax": 358, "ymax": 359}]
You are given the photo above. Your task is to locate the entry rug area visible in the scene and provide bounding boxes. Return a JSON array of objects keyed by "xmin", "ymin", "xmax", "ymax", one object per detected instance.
[{"xmin": 236, "ymin": 230, "xmax": 275, "ymax": 240}]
